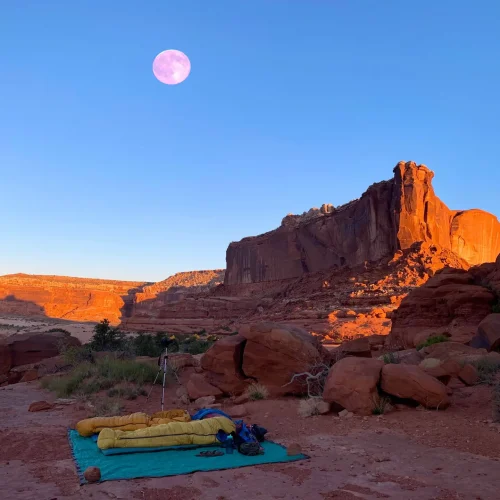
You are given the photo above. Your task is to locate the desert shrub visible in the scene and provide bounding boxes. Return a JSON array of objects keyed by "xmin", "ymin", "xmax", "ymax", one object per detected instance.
[
  {"xmin": 492, "ymin": 302, "xmax": 500, "ymax": 314},
  {"xmin": 471, "ymin": 358, "xmax": 500, "ymax": 385},
  {"xmin": 416, "ymin": 335, "xmax": 448, "ymax": 351},
  {"xmin": 62, "ymin": 344, "xmax": 94, "ymax": 365},
  {"xmin": 285, "ymin": 363, "xmax": 330, "ymax": 398},
  {"xmin": 372, "ymin": 396, "xmax": 392, "ymax": 415},
  {"xmin": 180, "ymin": 339, "xmax": 214, "ymax": 355},
  {"xmin": 382, "ymin": 352, "xmax": 400, "ymax": 364},
  {"xmin": 132, "ymin": 332, "xmax": 162, "ymax": 357},
  {"xmin": 246, "ymin": 383, "xmax": 269, "ymax": 401},
  {"xmin": 48, "ymin": 328, "xmax": 71, "ymax": 334},
  {"xmin": 89, "ymin": 319, "xmax": 126, "ymax": 351},
  {"xmin": 298, "ymin": 398, "xmax": 323, "ymax": 417},
  {"xmin": 107, "ymin": 385, "xmax": 147, "ymax": 400},
  {"xmin": 41, "ymin": 358, "xmax": 158, "ymax": 398},
  {"xmin": 91, "ymin": 397, "xmax": 123, "ymax": 417}
]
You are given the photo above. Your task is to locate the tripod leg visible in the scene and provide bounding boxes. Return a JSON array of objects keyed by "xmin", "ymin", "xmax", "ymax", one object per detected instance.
[
  {"xmin": 161, "ymin": 358, "xmax": 167, "ymax": 411},
  {"xmin": 146, "ymin": 368, "xmax": 162, "ymax": 402}
]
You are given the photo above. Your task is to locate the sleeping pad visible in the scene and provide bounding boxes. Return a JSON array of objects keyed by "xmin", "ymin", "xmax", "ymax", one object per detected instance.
[
  {"xmin": 76, "ymin": 409, "xmax": 191, "ymax": 437},
  {"xmin": 97, "ymin": 416, "xmax": 235, "ymax": 451}
]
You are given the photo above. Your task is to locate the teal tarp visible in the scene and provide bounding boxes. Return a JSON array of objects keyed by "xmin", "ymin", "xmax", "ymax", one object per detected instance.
[{"xmin": 68, "ymin": 429, "xmax": 308, "ymax": 484}]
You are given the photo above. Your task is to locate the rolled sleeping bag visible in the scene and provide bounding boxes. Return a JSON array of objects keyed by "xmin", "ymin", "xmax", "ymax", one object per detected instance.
[{"xmin": 98, "ymin": 416, "xmax": 236, "ymax": 451}]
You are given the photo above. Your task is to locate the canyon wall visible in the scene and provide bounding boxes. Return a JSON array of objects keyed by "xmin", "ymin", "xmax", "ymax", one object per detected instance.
[
  {"xmin": 0, "ymin": 271, "xmax": 224, "ymax": 326},
  {"xmin": 225, "ymin": 161, "xmax": 500, "ymax": 285},
  {"xmin": 0, "ymin": 274, "xmax": 148, "ymax": 324}
]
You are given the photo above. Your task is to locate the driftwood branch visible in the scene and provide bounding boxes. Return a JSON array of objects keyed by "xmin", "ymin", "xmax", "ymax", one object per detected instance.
[{"xmin": 282, "ymin": 363, "xmax": 330, "ymax": 399}]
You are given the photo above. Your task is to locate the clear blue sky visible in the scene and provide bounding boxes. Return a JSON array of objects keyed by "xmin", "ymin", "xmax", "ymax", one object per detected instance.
[{"xmin": 1, "ymin": 0, "xmax": 499, "ymax": 282}]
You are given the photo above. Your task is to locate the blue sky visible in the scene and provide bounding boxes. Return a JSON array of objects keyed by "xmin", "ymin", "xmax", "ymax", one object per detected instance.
[{"xmin": 1, "ymin": 0, "xmax": 499, "ymax": 282}]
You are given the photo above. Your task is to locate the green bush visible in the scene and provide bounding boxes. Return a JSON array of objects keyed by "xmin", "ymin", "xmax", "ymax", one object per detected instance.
[
  {"xmin": 41, "ymin": 358, "xmax": 159, "ymax": 398},
  {"xmin": 416, "ymin": 335, "xmax": 448, "ymax": 351},
  {"xmin": 471, "ymin": 358, "xmax": 500, "ymax": 385},
  {"xmin": 89, "ymin": 319, "xmax": 126, "ymax": 352},
  {"xmin": 382, "ymin": 352, "xmax": 400, "ymax": 364}
]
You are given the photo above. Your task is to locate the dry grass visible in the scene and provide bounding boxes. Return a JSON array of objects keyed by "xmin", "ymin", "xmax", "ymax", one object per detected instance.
[
  {"xmin": 298, "ymin": 398, "xmax": 323, "ymax": 417},
  {"xmin": 246, "ymin": 383, "xmax": 269, "ymax": 401}
]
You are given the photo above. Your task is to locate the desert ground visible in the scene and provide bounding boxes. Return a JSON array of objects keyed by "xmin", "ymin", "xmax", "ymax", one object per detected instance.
[
  {"xmin": 2, "ymin": 372, "xmax": 500, "ymax": 500},
  {"xmin": 0, "ymin": 315, "xmax": 97, "ymax": 344}
]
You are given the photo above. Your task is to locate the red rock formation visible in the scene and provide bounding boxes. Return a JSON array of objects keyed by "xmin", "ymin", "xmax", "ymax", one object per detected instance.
[
  {"xmin": 225, "ymin": 162, "xmax": 500, "ymax": 286},
  {"xmin": 389, "ymin": 255, "xmax": 500, "ymax": 348},
  {"xmin": 0, "ymin": 271, "xmax": 224, "ymax": 327}
]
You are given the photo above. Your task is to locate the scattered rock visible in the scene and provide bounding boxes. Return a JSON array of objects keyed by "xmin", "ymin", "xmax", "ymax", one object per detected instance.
[
  {"xmin": 194, "ymin": 396, "xmax": 216, "ymax": 408},
  {"xmin": 169, "ymin": 353, "xmax": 196, "ymax": 370},
  {"xmin": 234, "ymin": 394, "xmax": 250, "ymax": 405},
  {"xmin": 323, "ymin": 357, "xmax": 383, "ymax": 415},
  {"xmin": 458, "ymin": 364, "xmax": 479, "ymax": 386},
  {"xmin": 447, "ymin": 377, "xmax": 466, "ymax": 390},
  {"xmin": 419, "ymin": 358, "xmax": 461, "ymax": 381},
  {"xmin": 186, "ymin": 374, "xmax": 223, "ymax": 400},
  {"xmin": 286, "ymin": 443, "xmax": 302, "ymax": 456},
  {"xmin": 28, "ymin": 401, "xmax": 55, "ymax": 412},
  {"xmin": 84, "ymin": 466, "xmax": 101, "ymax": 483},
  {"xmin": 20, "ymin": 369, "xmax": 39, "ymax": 383},
  {"xmin": 338, "ymin": 409, "xmax": 354, "ymax": 419},
  {"xmin": 381, "ymin": 364, "xmax": 450, "ymax": 409},
  {"xmin": 316, "ymin": 400, "xmax": 331, "ymax": 415},
  {"xmin": 227, "ymin": 404, "xmax": 248, "ymax": 418}
]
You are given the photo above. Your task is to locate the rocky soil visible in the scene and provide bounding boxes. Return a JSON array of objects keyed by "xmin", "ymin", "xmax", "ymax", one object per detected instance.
[{"xmin": 1, "ymin": 378, "xmax": 500, "ymax": 500}]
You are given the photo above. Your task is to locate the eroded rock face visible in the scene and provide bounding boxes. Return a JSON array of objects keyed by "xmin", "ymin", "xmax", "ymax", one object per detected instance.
[
  {"xmin": 323, "ymin": 357, "xmax": 383, "ymax": 415},
  {"xmin": 389, "ymin": 269, "xmax": 495, "ymax": 348},
  {"xmin": 225, "ymin": 161, "xmax": 500, "ymax": 286},
  {"xmin": 201, "ymin": 335, "xmax": 249, "ymax": 394},
  {"xmin": 381, "ymin": 364, "xmax": 450, "ymax": 409}
]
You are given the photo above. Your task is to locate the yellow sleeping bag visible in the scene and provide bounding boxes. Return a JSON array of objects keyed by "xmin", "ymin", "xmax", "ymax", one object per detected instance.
[
  {"xmin": 98, "ymin": 416, "xmax": 235, "ymax": 450},
  {"xmin": 76, "ymin": 409, "xmax": 191, "ymax": 437},
  {"xmin": 149, "ymin": 409, "xmax": 191, "ymax": 426},
  {"xmin": 76, "ymin": 412, "xmax": 150, "ymax": 437}
]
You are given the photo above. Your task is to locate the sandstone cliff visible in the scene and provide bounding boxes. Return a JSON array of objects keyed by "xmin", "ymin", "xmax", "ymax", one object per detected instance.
[
  {"xmin": 0, "ymin": 271, "xmax": 224, "ymax": 325},
  {"xmin": 225, "ymin": 162, "xmax": 500, "ymax": 285}
]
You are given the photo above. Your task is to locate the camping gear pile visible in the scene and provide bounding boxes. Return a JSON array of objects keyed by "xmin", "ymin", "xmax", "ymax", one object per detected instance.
[{"xmin": 75, "ymin": 407, "xmax": 268, "ymax": 457}]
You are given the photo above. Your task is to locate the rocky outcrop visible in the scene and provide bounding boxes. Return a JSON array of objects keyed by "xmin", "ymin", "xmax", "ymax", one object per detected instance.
[
  {"xmin": 199, "ymin": 322, "xmax": 327, "ymax": 396},
  {"xmin": 239, "ymin": 323, "xmax": 328, "ymax": 396},
  {"xmin": 225, "ymin": 162, "xmax": 500, "ymax": 286},
  {"xmin": 0, "ymin": 331, "xmax": 80, "ymax": 376},
  {"xmin": 389, "ymin": 254, "xmax": 500, "ymax": 348},
  {"xmin": 323, "ymin": 357, "xmax": 383, "ymax": 415}
]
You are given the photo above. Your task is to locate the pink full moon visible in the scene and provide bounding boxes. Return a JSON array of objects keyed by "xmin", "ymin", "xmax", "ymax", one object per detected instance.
[{"xmin": 152, "ymin": 49, "xmax": 191, "ymax": 85}]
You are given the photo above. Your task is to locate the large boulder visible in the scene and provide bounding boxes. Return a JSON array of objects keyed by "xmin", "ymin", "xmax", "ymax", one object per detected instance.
[
  {"xmin": 423, "ymin": 342, "xmax": 487, "ymax": 364},
  {"xmin": 339, "ymin": 337, "xmax": 371, "ymax": 358},
  {"xmin": 381, "ymin": 364, "xmax": 450, "ymax": 409},
  {"xmin": 323, "ymin": 357, "xmax": 383, "ymax": 415},
  {"xmin": 473, "ymin": 314, "xmax": 500, "ymax": 351},
  {"xmin": 4, "ymin": 331, "xmax": 80, "ymax": 369},
  {"xmin": 239, "ymin": 323, "xmax": 327, "ymax": 396},
  {"xmin": 201, "ymin": 335, "xmax": 249, "ymax": 395}
]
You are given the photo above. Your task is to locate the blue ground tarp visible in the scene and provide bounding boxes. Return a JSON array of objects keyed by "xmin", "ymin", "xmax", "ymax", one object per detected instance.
[{"xmin": 68, "ymin": 429, "xmax": 309, "ymax": 484}]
